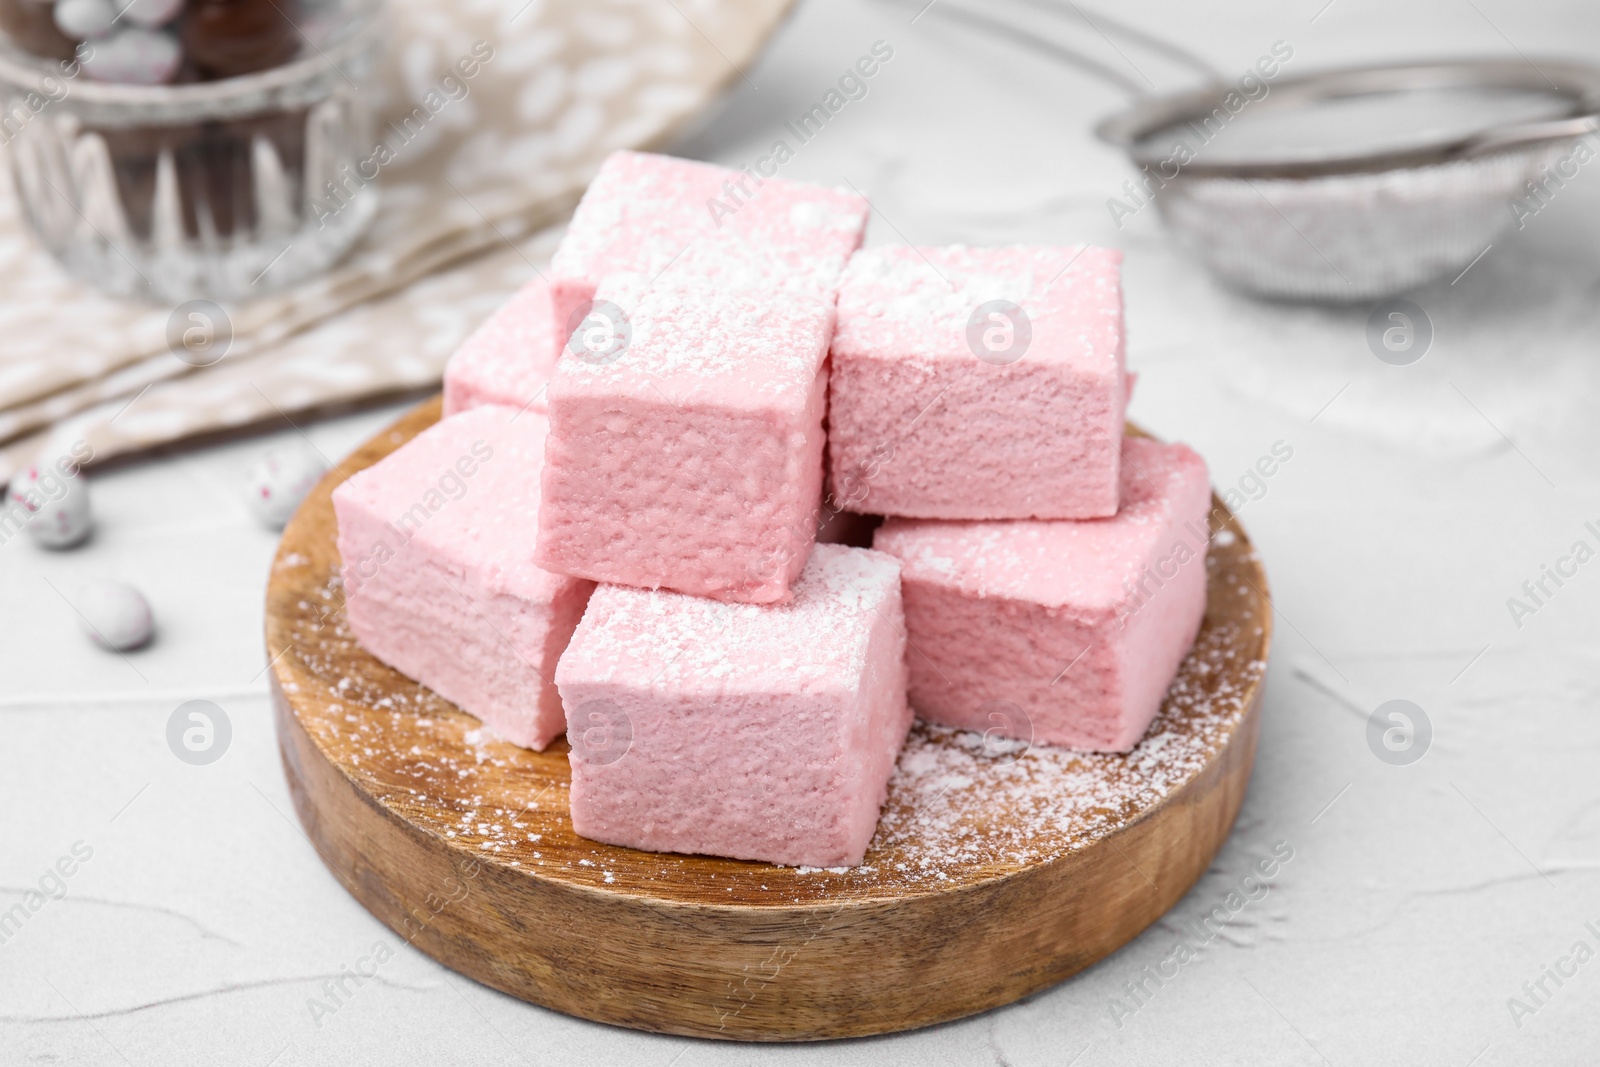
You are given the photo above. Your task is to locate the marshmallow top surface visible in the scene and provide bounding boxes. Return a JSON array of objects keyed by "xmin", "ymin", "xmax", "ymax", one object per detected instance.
[
  {"xmin": 556, "ymin": 543, "xmax": 904, "ymax": 695},
  {"xmin": 552, "ymin": 150, "xmax": 868, "ymax": 295},
  {"xmin": 833, "ymin": 244, "xmax": 1124, "ymax": 379},
  {"xmin": 554, "ymin": 274, "xmax": 834, "ymax": 410},
  {"xmin": 874, "ymin": 437, "xmax": 1211, "ymax": 613}
]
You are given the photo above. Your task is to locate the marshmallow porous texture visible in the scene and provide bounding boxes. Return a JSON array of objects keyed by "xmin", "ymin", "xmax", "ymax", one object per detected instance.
[
  {"xmin": 556, "ymin": 543, "xmax": 911, "ymax": 868},
  {"xmin": 873, "ymin": 436, "xmax": 1211, "ymax": 753},
  {"xmin": 535, "ymin": 275, "xmax": 834, "ymax": 604},
  {"xmin": 334, "ymin": 405, "xmax": 594, "ymax": 751},
  {"xmin": 829, "ymin": 244, "xmax": 1127, "ymax": 520}
]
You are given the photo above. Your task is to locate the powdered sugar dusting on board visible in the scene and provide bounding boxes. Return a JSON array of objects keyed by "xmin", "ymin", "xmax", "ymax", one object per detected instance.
[
  {"xmin": 870, "ymin": 617, "xmax": 1262, "ymax": 882},
  {"xmin": 270, "ymin": 413, "xmax": 1269, "ymax": 905},
  {"xmin": 281, "ymin": 564, "xmax": 1262, "ymax": 896}
]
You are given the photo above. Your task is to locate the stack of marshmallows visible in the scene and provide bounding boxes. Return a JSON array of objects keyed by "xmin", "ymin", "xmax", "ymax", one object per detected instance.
[{"xmin": 333, "ymin": 151, "xmax": 1212, "ymax": 869}]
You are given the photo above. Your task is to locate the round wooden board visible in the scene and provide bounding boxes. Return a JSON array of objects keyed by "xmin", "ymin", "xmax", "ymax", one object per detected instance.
[{"xmin": 267, "ymin": 396, "xmax": 1273, "ymax": 1042}]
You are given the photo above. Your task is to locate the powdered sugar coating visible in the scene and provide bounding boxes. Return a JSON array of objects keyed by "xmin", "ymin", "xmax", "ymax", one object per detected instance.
[
  {"xmin": 835, "ymin": 245, "xmax": 1121, "ymax": 360},
  {"xmin": 876, "ymin": 437, "xmax": 1209, "ymax": 614},
  {"xmin": 559, "ymin": 274, "xmax": 834, "ymax": 403},
  {"xmin": 550, "ymin": 150, "xmax": 868, "ymax": 314},
  {"xmin": 558, "ymin": 543, "xmax": 902, "ymax": 694}
]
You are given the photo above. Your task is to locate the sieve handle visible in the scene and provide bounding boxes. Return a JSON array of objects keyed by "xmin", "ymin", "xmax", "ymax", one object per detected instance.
[
  {"xmin": 1460, "ymin": 115, "xmax": 1600, "ymax": 156},
  {"xmin": 910, "ymin": 0, "xmax": 1221, "ymax": 99}
]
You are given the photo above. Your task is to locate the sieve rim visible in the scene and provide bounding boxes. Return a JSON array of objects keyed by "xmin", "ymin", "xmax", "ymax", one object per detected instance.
[{"xmin": 1095, "ymin": 57, "xmax": 1600, "ymax": 179}]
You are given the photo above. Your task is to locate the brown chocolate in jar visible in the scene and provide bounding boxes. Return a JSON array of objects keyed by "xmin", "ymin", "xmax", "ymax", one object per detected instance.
[
  {"xmin": 0, "ymin": 0, "xmax": 78, "ymax": 61},
  {"xmin": 94, "ymin": 107, "xmax": 308, "ymax": 239},
  {"xmin": 181, "ymin": 0, "xmax": 302, "ymax": 79}
]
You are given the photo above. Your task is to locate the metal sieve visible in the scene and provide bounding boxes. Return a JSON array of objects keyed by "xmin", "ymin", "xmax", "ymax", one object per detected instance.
[
  {"xmin": 919, "ymin": 2, "xmax": 1600, "ymax": 302},
  {"xmin": 1096, "ymin": 59, "xmax": 1600, "ymax": 302}
]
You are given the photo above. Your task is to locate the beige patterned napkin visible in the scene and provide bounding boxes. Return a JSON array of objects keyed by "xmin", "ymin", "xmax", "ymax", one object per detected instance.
[{"xmin": 0, "ymin": 0, "xmax": 792, "ymax": 480}]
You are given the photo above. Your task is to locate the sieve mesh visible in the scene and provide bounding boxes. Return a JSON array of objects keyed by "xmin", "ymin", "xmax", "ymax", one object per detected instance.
[{"xmin": 1156, "ymin": 146, "xmax": 1576, "ymax": 302}]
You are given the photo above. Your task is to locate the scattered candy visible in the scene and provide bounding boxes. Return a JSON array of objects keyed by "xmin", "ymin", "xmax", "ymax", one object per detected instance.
[
  {"xmin": 53, "ymin": 0, "xmax": 115, "ymax": 40},
  {"xmin": 6, "ymin": 0, "xmax": 306, "ymax": 81},
  {"xmin": 245, "ymin": 441, "xmax": 328, "ymax": 529},
  {"xmin": 7, "ymin": 457, "xmax": 93, "ymax": 549},
  {"xmin": 80, "ymin": 25, "xmax": 182, "ymax": 84},
  {"xmin": 75, "ymin": 580, "xmax": 155, "ymax": 651},
  {"xmin": 117, "ymin": 0, "xmax": 184, "ymax": 29}
]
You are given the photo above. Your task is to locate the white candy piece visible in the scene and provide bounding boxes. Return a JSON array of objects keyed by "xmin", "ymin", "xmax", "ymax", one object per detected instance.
[
  {"xmin": 117, "ymin": 0, "xmax": 185, "ymax": 29},
  {"xmin": 80, "ymin": 26, "xmax": 181, "ymax": 85},
  {"xmin": 76, "ymin": 581, "xmax": 155, "ymax": 652},
  {"xmin": 54, "ymin": 0, "xmax": 117, "ymax": 40},
  {"xmin": 7, "ymin": 459, "xmax": 93, "ymax": 549},
  {"xmin": 245, "ymin": 442, "xmax": 329, "ymax": 530}
]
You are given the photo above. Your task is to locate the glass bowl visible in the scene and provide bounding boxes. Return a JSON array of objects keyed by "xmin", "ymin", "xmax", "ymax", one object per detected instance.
[{"xmin": 0, "ymin": 0, "xmax": 383, "ymax": 302}]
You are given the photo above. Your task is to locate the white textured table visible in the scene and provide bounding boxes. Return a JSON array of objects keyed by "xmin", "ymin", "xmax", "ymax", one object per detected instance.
[{"xmin": 7, "ymin": 0, "xmax": 1600, "ymax": 1063}]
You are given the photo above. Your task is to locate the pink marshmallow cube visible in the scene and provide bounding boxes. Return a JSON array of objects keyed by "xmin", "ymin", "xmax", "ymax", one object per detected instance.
[
  {"xmin": 872, "ymin": 437, "xmax": 1211, "ymax": 753},
  {"xmin": 555, "ymin": 544, "xmax": 911, "ymax": 868},
  {"xmin": 550, "ymin": 150, "xmax": 868, "ymax": 326},
  {"xmin": 829, "ymin": 245, "xmax": 1128, "ymax": 520},
  {"xmin": 334, "ymin": 405, "xmax": 595, "ymax": 751},
  {"xmin": 535, "ymin": 276, "xmax": 834, "ymax": 604},
  {"xmin": 442, "ymin": 276, "xmax": 563, "ymax": 418}
]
